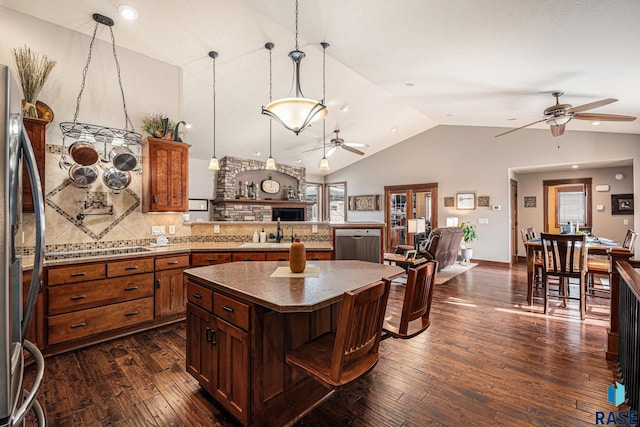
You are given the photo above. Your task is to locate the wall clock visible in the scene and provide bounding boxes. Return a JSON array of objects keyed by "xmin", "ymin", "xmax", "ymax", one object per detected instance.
[{"xmin": 261, "ymin": 176, "xmax": 281, "ymax": 194}]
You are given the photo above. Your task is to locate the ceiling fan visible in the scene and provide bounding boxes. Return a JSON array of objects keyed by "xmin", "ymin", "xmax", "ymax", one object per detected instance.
[
  {"xmin": 304, "ymin": 130, "xmax": 369, "ymax": 157},
  {"xmin": 495, "ymin": 91, "xmax": 637, "ymax": 138}
]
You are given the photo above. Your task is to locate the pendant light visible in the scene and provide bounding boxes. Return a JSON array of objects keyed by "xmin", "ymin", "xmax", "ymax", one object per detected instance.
[
  {"xmin": 208, "ymin": 50, "xmax": 220, "ymax": 171},
  {"xmin": 319, "ymin": 42, "xmax": 330, "ymax": 171},
  {"xmin": 261, "ymin": 0, "xmax": 328, "ymax": 135},
  {"xmin": 264, "ymin": 42, "xmax": 277, "ymax": 171}
]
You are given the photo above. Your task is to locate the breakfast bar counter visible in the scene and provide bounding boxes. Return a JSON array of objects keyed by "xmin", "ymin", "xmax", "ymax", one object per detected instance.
[{"xmin": 183, "ymin": 260, "xmax": 402, "ymax": 426}]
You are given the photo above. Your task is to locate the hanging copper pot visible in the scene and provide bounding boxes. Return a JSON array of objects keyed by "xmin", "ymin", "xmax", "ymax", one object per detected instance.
[
  {"xmin": 69, "ymin": 138, "xmax": 99, "ymax": 166},
  {"xmin": 68, "ymin": 164, "xmax": 98, "ymax": 186}
]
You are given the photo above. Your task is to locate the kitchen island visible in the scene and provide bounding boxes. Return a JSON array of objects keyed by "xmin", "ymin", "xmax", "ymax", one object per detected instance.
[{"xmin": 183, "ymin": 260, "xmax": 403, "ymax": 427}]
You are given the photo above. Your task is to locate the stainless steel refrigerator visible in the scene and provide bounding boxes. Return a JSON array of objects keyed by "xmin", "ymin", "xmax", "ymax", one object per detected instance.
[{"xmin": 0, "ymin": 65, "xmax": 46, "ymax": 426}]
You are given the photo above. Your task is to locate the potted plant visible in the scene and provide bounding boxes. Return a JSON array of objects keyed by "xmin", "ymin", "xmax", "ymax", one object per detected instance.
[
  {"xmin": 141, "ymin": 114, "xmax": 176, "ymax": 139},
  {"xmin": 12, "ymin": 46, "xmax": 56, "ymax": 118},
  {"xmin": 460, "ymin": 222, "xmax": 477, "ymax": 265}
]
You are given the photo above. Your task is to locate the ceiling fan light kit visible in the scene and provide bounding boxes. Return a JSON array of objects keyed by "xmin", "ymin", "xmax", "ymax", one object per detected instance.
[
  {"xmin": 495, "ymin": 91, "xmax": 637, "ymax": 138},
  {"xmin": 261, "ymin": 0, "xmax": 327, "ymax": 135}
]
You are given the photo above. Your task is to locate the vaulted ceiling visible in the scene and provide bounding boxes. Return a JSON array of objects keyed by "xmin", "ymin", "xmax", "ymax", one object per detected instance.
[{"xmin": 3, "ymin": 0, "xmax": 639, "ymax": 174}]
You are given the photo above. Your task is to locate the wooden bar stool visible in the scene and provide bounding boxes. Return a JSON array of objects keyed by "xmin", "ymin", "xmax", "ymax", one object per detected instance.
[{"xmin": 285, "ymin": 279, "xmax": 391, "ymax": 389}]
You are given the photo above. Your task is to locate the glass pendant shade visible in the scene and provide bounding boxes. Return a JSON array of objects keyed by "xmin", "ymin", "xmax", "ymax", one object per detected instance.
[
  {"xmin": 263, "ymin": 97, "xmax": 327, "ymax": 134},
  {"xmin": 319, "ymin": 157, "xmax": 330, "ymax": 170},
  {"xmin": 265, "ymin": 156, "xmax": 276, "ymax": 170},
  {"xmin": 546, "ymin": 116, "xmax": 572, "ymax": 126},
  {"xmin": 208, "ymin": 156, "xmax": 220, "ymax": 171}
]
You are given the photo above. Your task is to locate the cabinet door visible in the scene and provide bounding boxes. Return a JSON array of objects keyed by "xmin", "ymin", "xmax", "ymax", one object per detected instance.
[
  {"xmin": 155, "ymin": 268, "xmax": 187, "ymax": 317},
  {"xmin": 213, "ymin": 318, "xmax": 250, "ymax": 426},
  {"xmin": 22, "ymin": 117, "xmax": 47, "ymax": 213},
  {"xmin": 22, "ymin": 270, "xmax": 44, "ymax": 350},
  {"xmin": 143, "ymin": 138, "xmax": 190, "ymax": 212},
  {"xmin": 186, "ymin": 304, "xmax": 215, "ymax": 392}
]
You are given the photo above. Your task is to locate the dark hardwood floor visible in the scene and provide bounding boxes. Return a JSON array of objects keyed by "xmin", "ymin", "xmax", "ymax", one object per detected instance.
[{"xmin": 24, "ymin": 262, "xmax": 622, "ymax": 426}]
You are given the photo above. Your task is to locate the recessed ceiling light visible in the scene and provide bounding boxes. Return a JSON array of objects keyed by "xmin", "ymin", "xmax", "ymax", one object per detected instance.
[
  {"xmin": 446, "ymin": 113, "xmax": 454, "ymax": 117},
  {"xmin": 117, "ymin": 5, "xmax": 138, "ymax": 21},
  {"xmin": 390, "ymin": 127, "xmax": 398, "ymax": 133},
  {"xmin": 571, "ymin": 165, "xmax": 579, "ymax": 169},
  {"xmin": 340, "ymin": 105, "xmax": 350, "ymax": 112},
  {"xmin": 591, "ymin": 121, "xmax": 600, "ymax": 126},
  {"xmin": 254, "ymin": 151, "xmax": 261, "ymax": 156},
  {"xmin": 405, "ymin": 82, "xmax": 415, "ymax": 87},
  {"xmin": 508, "ymin": 117, "xmax": 518, "ymax": 121}
]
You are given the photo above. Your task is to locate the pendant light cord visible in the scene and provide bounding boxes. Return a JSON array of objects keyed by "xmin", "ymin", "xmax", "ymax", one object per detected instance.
[
  {"xmin": 269, "ymin": 45, "xmax": 273, "ymax": 157},
  {"xmin": 295, "ymin": 0, "xmax": 299, "ymax": 51},
  {"xmin": 322, "ymin": 42, "xmax": 328, "ymax": 157}
]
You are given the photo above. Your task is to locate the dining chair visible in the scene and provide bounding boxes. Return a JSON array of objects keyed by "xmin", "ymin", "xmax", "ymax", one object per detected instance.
[
  {"xmin": 521, "ymin": 227, "xmax": 543, "ymax": 287},
  {"xmin": 587, "ymin": 229, "xmax": 637, "ymax": 296},
  {"xmin": 382, "ymin": 260, "xmax": 438, "ymax": 339},
  {"xmin": 540, "ymin": 233, "xmax": 587, "ymax": 320},
  {"xmin": 285, "ymin": 279, "xmax": 391, "ymax": 389}
]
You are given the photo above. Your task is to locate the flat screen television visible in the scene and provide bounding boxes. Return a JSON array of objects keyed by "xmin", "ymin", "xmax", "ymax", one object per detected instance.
[{"xmin": 272, "ymin": 207, "xmax": 305, "ymax": 221}]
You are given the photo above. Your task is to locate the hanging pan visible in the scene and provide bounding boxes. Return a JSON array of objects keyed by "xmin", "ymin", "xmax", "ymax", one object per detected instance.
[
  {"xmin": 68, "ymin": 138, "xmax": 99, "ymax": 166},
  {"xmin": 109, "ymin": 146, "xmax": 137, "ymax": 171},
  {"xmin": 69, "ymin": 164, "xmax": 98, "ymax": 186},
  {"xmin": 102, "ymin": 167, "xmax": 132, "ymax": 190}
]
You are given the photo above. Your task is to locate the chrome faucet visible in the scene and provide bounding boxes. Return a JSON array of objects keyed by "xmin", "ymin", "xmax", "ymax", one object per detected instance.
[{"xmin": 285, "ymin": 225, "xmax": 295, "ymax": 243}]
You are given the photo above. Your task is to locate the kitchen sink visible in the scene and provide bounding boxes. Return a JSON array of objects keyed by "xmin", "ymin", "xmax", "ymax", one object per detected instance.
[
  {"xmin": 239, "ymin": 242, "xmax": 292, "ymax": 249},
  {"xmin": 45, "ymin": 246, "xmax": 152, "ymax": 260}
]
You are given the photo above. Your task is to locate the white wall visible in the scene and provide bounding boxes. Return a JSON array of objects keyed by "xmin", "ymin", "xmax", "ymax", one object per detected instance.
[
  {"xmin": 326, "ymin": 124, "xmax": 640, "ymax": 263},
  {"xmin": 0, "ymin": 7, "xmax": 182, "ymax": 145}
]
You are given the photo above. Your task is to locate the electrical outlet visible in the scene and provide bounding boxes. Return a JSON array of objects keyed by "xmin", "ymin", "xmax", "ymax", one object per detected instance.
[
  {"xmin": 214, "ymin": 224, "xmax": 220, "ymax": 233},
  {"xmin": 624, "ymin": 219, "xmax": 629, "ymax": 226},
  {"xmin": 168, "ymin": 225, "xmax": 176, "ymax": 235},
  {"xmin": 312, "ymin": 224, "xmax": 318, "ymax": 233},
  {"xmin": 152, "ymin": 225, "xmax": 166, "ymax": 236}
]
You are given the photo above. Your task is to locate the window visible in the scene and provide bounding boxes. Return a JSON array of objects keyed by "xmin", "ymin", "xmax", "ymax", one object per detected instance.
[
  {"xmin": 325, "ymin": 182, "xmax": 346, "ymax": 222},
  {"xmin": 556, "ymin": 185, "xmax": 586, "ymax": 226},
  {"xmin": 305, "ymin": 182, "xmax": 322, "ymax": 221}
]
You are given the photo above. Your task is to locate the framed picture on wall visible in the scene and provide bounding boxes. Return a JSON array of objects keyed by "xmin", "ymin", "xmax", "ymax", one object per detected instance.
[
  {"xmin": 611, "ymin": 194, "xmax": 634, "ymax": 215},
  {"xmin": 456, "ymin": 193, "xmax": 476, "ymax": 210}
]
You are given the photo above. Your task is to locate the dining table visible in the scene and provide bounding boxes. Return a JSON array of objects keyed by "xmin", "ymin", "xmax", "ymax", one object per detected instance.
[{"xmin": 524, "ymin": 235, "xmax": 622, "ymax": 305}]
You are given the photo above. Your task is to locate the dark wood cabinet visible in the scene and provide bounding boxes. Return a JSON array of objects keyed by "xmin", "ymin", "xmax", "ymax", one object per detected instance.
[
  {"xmin": 186, "ymin": 280, "xmax": 250, "ymax": 425},
  {"xmin": 141, "ymin": 137, "xmax": 190, "ymax": 212},
  {"xmin": 191, "ymin": 252, "xmax": 232, "ymax": 267},
  {"xmin": 154, "ymin": 254, "xmax": 190, "ymax": 317},
  {"xmin": 22, "ymin": 117, "xmax": 47, "ymax": 212}
]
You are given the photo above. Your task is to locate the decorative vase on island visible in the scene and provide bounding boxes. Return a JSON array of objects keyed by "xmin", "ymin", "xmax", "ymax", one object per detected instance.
[{"xmin": 289, "ymin": 238, "xmax": 306, "ymax": 273}]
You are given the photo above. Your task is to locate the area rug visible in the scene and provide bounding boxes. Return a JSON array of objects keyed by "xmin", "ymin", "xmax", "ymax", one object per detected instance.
[
  {"xmin": 391, "ymin": 262, "xmax": 477, "ymax": 285},
  {"xmin": 435, "ymin": 262, "xmax": 477, "ymax": 284}
]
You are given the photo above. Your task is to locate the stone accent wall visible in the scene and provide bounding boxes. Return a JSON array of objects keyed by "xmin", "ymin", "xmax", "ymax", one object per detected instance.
[{"xmin": 213, "ymin": 156, "xmax": 309, "ymax": 221}]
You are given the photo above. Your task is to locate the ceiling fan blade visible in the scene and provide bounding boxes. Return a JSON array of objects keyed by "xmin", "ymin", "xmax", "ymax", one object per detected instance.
[
  {"xmin": 573, "ymin": 113, "xmax": 637, "ymax": 122},
  {"xmin": 302, "ymin": 146, "xmax": 324, "ymax": 153},
  {"xmin": 550, "ymin": 124, "xmax": 565, "ymax": 137},
  {"xmin": 343, "ymin": 142, "xmax": 369, "ymax": 148},
  {"xmin": 342, "ymin": 145, "xmax": 365, "ymax": 155},
  {"xmin": 567, "ymin": 98, "xmax": 617, "ymax": 114},
  {"xmin": 495, "ymin": 118, "xmax": 548, "ymax": 137},
  {"xmin": 326, "ymin": 146, "xmax": 338, "ymax": 157}
]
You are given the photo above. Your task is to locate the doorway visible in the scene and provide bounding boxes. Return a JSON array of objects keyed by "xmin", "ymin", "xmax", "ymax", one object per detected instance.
[
  {"xmin": 510, "ymin": 179, "xmax": 518, "ymax": 265},
  {"xmin": 543, "ymin": 178, "xmax": 592, "ymax": 233},
  {"xmin": 384, "ymin": 183, "xmax": 438, "ymax": 252}
]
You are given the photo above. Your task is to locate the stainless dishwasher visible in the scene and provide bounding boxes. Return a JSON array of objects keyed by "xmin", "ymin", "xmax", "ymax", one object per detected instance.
[{"xmin": 334, "ymin": 228, "xmax": 381, "ymax": 263}]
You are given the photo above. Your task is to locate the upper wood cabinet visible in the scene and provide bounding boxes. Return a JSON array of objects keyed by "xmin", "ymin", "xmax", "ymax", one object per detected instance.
[
  {"xmin": 22, "ymin": 117, "xmax": 48, "ymax": 213},
  {"xmin": 141, "ymin": 137, "xmax": 190, "ymax": 212}
]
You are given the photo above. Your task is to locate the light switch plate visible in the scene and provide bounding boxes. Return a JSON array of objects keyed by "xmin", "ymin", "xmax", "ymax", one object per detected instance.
[
  {"xmin": 168, "ymin": 225, "xmax": 176, "ymax": 235},
  {"xmin": 213, "ymin": 224, "xmax": 220, "ymax": 233},
  {"xmin": 624, "ymin": 219, "xmax": 629, "ymax": 226},
  {"xmin": 478, "ymin": 218, "xmax": 489, "ymax": 224},
  {"xmin": 312, "ymin": 224, "xmax": 318, "ymax": 233},
  {"xmin": 596, "ymin": 204, "xmax": 605, "ymax": 211}
]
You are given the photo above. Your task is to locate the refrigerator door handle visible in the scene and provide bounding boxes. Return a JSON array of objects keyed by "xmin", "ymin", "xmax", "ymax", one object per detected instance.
[
  {"xmin": 20, "ymin": 128, "xmax": 45, "ymax": 339},
  {"xmin": 10, "ymin": 340, "xmax": 45, "ymax": 426}
]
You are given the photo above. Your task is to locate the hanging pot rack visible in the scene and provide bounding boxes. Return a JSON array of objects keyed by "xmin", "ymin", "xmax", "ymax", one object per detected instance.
[{"xmin": 59, "ymin": 13, "xmax": 141, "ymax": 149}]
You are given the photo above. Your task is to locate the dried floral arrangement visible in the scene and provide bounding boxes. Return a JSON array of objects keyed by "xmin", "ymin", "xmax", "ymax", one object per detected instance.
[{"xmin": 12, "ymin": 46, "xmax": 56, "ymax": 118}]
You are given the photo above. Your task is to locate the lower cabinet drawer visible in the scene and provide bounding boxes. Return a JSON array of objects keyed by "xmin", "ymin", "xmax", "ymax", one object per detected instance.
[
  {"xmin": 48, "ymin": 297, "xmax": 154, "ymax": 345},
  {"xmin": 232, "ymin": 252, "xmax": 266, "ymax": 262},
  {"xmin": 48, "ymin": 273, "xmax": 154, "ymax": 315},
  {"xmin": 187, "ymin": 280, "xmax": 213, "ymax": 312},
  {"xmin": 191, "ymin": 252, "xmax": 232, "ymax": 267},
  {"xmin": 214, "ymin": 292, "xmax": 250, "ymax": 331}
]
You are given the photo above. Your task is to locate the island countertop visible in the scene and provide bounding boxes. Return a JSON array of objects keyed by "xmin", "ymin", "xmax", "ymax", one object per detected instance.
[{"xmin": 184, "ymin": 260, "xmax": 403, "ymax": 313}]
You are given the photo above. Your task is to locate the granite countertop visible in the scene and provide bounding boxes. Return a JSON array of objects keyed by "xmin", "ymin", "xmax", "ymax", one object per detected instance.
[
  {"xmin": 184, "ymin": 260, "xmax": 403, "ymax": 313},
  {"xmin": 22, "ymin": 241, "xmax": 334, "ymax": 270}
]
